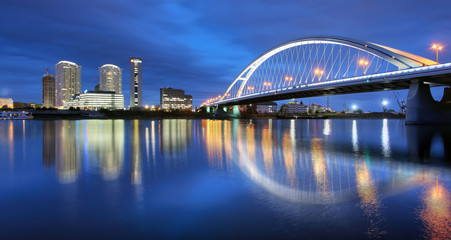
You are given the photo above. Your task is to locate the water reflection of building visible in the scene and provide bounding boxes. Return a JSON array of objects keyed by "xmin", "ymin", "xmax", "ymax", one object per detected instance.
[
  {"xmin": 203, "ymin": 120, "xmax": 224, "ymax": 169},
  {"xmin": 84, "ymin": 120, "xmax": 124, "ymax": 180},
  {"xmin": 130, "ymin": 120, "xmax": 142, "ymax": 185},
  {"xmin": 160, "ymin": 119, "xmax": 193, "ymax": 167},
  {"xmin": 42, "ymin": 121, "xmax": 56, "ymax": 168},
  {"xmin": 55, "ymin": 121, "xmax": 80, "ymax": 183}
]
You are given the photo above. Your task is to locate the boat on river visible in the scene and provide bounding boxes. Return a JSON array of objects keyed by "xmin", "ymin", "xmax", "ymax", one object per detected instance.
[{"xmin": 0, "ymin": 111, "xmax": 33, "ymax": 120}]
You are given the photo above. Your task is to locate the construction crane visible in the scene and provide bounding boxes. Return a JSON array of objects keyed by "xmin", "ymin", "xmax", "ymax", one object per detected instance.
[{"xmin": 392, "ymin": 91, "xmax": 406, "ymax": 113}]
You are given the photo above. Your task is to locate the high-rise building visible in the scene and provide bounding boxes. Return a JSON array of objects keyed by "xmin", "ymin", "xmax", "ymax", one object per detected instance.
[
  {"xmin": 55, "ymin": 61, "xmax": 81, "ymax": 107},
  {"xmin": 42, "ymin": 74, "xmax": 56, "ymax": 108},
  {"xmin": 99, "ymin": 64, "xmax": 122, "ymax": 93},
  {"xmin": 129, "ymin": 57, "xmax": 142, "ymax": 108},
  {"xmin": 160, "ymin": 87, "xmax": 193, "ymax": 110}
]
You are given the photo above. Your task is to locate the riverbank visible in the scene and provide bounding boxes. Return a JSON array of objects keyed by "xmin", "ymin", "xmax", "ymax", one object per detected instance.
[{"xmin": 18, "ymin": 109, "xmax": 405, "ymax": 120}]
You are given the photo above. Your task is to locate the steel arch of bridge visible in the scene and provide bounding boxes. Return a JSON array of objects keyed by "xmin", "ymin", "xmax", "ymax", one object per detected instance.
[{"xmin": 215, "ymin": 37, "xmax": 436, "ymax": 104}]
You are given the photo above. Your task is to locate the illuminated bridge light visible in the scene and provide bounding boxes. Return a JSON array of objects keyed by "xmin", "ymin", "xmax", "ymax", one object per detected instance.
[{"xmin": 203, "ymin": 37, "xmax": 448, "ymax": 107}]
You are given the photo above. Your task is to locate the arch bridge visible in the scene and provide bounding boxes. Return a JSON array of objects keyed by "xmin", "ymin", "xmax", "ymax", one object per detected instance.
[{"xmin": 203, "ymin": 37, "xmax": 451, "ymax": 124}]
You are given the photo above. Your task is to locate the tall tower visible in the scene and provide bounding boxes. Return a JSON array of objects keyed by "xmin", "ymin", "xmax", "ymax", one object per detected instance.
[
  {"xmin": 99, "ymin": 64, "xmax": 122, "ymax": 93},
  {"xmin": 129, "ymin": 57, "xmax": 142, "ymax": 108},
  {"xmin": 55, "ymin": 61, "xmax": 81, "ymax": 107},
  {"xmin": 42, "ymin": 73, "xmax": 56, "ymax": 108}
]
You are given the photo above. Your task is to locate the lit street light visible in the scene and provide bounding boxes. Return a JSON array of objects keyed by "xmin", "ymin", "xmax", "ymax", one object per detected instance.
[
  {"xmin": 382, "ymin": 100, "xmax": 388, "ymax": 112},
  {"xmin": 432, "ymin": 44, "xmax": 444, "ymax": 63},
  {"xmin": 314, "ymin": 68, "xmax": 324, "ymax": 82},
  {"xmin": 359, "ymin": 59, "xmax": 369, "ymax": 75},
  {"xmin": 352, "ymin": 104, "xmax": 357, "ymax": 110}
]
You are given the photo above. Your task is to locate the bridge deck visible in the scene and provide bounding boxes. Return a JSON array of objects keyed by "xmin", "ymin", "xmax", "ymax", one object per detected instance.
[{"xmin": 211, "ymin": 63, "xmax": 451, "ymax": 106}]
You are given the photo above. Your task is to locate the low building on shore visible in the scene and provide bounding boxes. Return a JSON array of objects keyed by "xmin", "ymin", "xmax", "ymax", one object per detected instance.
[
  {"xmin": 281, "ymin": 101, "xmax": 309, "ymax": 114},
  {"xmin": 63, "ymin": 91, "xmax": 124, "ymax": 110},
  {"xmin": 160, "ymin": 87, "xmax": 192, "ymax": 110},
  {"xmin": 0, "ymin": 98, "xmax": 13, "ymax": 109},
  {"xmin": 256, "ymin": 101, "xmax": 278, "ymax": 114}
]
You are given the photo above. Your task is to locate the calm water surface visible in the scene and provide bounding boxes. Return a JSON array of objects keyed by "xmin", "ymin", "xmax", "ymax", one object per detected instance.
[{"xmin": 0, "ymin": 119, "xmax": 450, "ymax": 239}]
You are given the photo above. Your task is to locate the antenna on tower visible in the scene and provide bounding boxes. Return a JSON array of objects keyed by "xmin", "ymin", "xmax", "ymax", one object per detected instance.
[{"xmin": 43, "ymin": 67, "xmax": 52, "ymax": 75}]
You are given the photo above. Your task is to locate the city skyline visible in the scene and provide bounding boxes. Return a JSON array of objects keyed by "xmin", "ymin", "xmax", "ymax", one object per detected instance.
[{"xmin": 0, "ymin": 0, "xmax": 450, "ymax": 111}]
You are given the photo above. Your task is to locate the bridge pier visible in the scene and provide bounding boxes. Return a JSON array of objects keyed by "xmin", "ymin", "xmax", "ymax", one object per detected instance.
[
  {"xmin": 406, "ymin": 81, "xmax": 451, "ymax": 125},
  {"xmin": 214, "ymin": 105, "xmax": 241, "ymax": 118}
]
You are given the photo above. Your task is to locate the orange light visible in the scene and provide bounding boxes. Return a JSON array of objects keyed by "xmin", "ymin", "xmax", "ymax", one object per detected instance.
[
  {"xmin": 315, "ymin": 69, "xmax": 323, "ymax": 75},
  {"xmin": 359, "ymin": 59, "xmax": 369, "ymax": 65},
  {"xmin": 432, "ymin": 44, "xmax": 444, "ymax": 50}
]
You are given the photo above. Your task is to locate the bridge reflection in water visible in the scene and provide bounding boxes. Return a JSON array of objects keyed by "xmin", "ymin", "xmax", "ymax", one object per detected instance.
[
  {"xmin": 1, "ymin": 119, "xmax": 450, "ymax": 238},
  {"xmin": 202, "ymin": 119, "xmax": 451, "ymax": 238}
]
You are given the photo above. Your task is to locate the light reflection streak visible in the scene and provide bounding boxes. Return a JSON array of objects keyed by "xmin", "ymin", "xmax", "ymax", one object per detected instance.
[
  {"xmin": 203, "ymin": 120, "xmax": 224, "ymax": 169},
  {"xmin": 22, "ymin": 120, "xmax": 26, "ymax": 160},
  {"xmin": 131, "ymin": 120, "xmax": 142, "ymax": 185},
  {"xmin": 223, "ymin": 121, "xmax": 232, "ymax": 170},
  {"xmin": 246, "ymin": 123, "xmax": 255, "ymax": 163},
  {"xmin": 352, "ymin": 120, "xmax": 358, "ymax": 152},
  {"xmin": 145, "ymin": 126, "xmax": 150, "ymax": 165},
  {"xmin": 290, "ymin": 119, "xmax": 296, "ymax": 141},
  {"xmin": 323, "ymin": 119, "xmax": 331, "ymax": 136},
  {"xmin": 261, "ymin": 124, "xmax": 274, "ymax": 176},
  {"xmin": 283, "ymin": 132, "xmax": 296, "ymax": 185},
  {"xmin": 8, "ymin": 121, "xmax": 14, "ymax": 169},
  {"xmin": 418, "ymin": 178, "xmax": 451, "ymax": 239},
  {"xmin": 355, "ymin": 161, "xmax": 385, "ymax": 238},
  {"xmin": 311, "ymin": 138, "xmax": 329, "ymax": 195},
  {"xmin": 151, "ymin": 121, "xmax": 156, "ymax": 167},
  {"xmin": 381, "ymin": 119, "xmax": 391, "ymax": 158}
]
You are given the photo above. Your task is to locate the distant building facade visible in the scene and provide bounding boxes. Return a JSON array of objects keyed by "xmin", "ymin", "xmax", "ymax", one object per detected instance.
[
  {"xmin": 55, "ymin": 61, "xmax": 81, "ymax": 107},
  {"xmin": 256, "ymin": 102, "xmax": 278, "ymax": 113},
  {"xmin": 63, "ymin": 91, "xmax": 124, "ymax": 110},
  {"xmin": 160, "ymin": 87, "xmax": 192, "ymax": 110},
  {"xmin": 283, "ymin": 101, "xmax": 309, "ymax": 114},
  {"xmin": 0, "ymin": 98, "xmax": 13, "ymax": 108},
  {"xmin": 310, "ymin": 103, "xmax": 329, "ymax": 114},
  {"xmin": 42, "ymin": 74, "xmax": 55, "ymax": 108},
  {"xmin": 129, "ymin": 57, "xmax": 142, "ymax": 108},
  {"xmin": 99, "ymin": 64, "xmax": 122, "ymax": 93}
]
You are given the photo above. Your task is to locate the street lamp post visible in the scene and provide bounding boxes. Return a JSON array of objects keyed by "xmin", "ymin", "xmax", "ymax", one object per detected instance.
[{"xmin": 432, "ymin": 44, "xmax": 443, "ymax": 64}]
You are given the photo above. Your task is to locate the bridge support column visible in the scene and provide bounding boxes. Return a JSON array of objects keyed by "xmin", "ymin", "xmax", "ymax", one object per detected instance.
[
  {"xmin": 406, "ymin": 81, "xmax": 451, "ymax": 125},
  {"xmin": 214, "ymin": 105, "xmax": 227, "ymax": 117},
  {"xmin": 206, "ymin": 106, "xmax": 211, "ymax": 113},
  {"xmin": 214, "ymin": 105, "xmax": 241, "ymax": 118},
  {"xmin": 232, "ymin": 105, "xmax": 240, "ymax": 117}
]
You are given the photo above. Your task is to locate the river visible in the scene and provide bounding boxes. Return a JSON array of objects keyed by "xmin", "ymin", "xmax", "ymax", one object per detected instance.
[{"xmin": 0, "ymin": 119, "xmax": 450, "ymax": 239}]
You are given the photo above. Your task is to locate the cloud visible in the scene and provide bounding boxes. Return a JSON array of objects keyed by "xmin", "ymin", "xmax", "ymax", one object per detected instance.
[{"xmin": 0, "ymin": 0, "xmax": 450, "ymax": 108}]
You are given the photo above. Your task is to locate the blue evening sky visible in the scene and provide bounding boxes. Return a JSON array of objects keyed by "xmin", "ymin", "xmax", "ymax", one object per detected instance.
[{"xmin": 0, "ymin": 0, "xmax": 450, "ymax": 111}]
